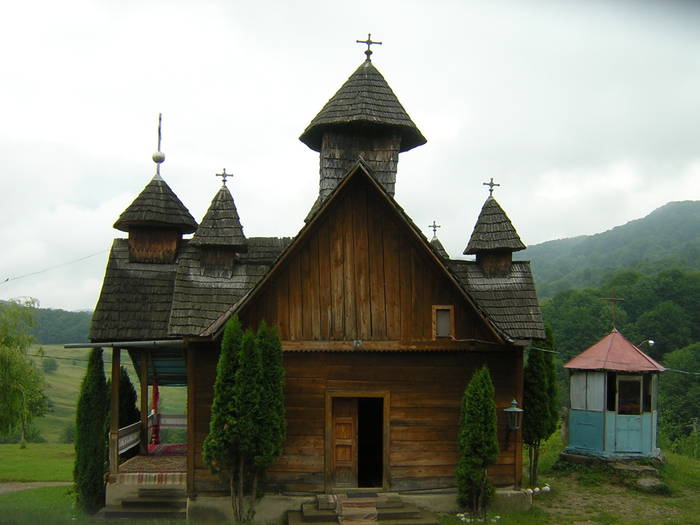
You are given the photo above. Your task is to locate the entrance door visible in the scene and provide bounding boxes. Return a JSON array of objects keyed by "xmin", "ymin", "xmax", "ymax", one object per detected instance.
[
  {"xmin": 332, "ymin": 398, "xmax": 357, "ymax": 487},
  {"xmin": 331, "ymin": 397, "xmax": 384, "ymax": 488}
]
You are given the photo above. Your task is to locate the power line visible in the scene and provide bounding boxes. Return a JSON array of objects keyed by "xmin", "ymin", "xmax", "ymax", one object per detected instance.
[{"xmin": 1, "ymin": 250, "xmax": 107, "ymax": 286}]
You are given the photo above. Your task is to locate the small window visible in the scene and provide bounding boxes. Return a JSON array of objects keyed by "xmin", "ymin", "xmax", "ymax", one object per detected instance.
[
  {"xmin": 618, "ymin": 376, "xmax": 642, "ymax": 415},
  {"xmin": 432, "ymin": 305, "xmax": 454, "ymax": 339}
]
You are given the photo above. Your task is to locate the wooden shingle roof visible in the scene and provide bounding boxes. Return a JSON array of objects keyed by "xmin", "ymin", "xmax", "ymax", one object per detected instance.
[
  {"xmin": 299, "ymin": 59, "xmax": 426, "ymax": 153},
  {"xmin": 430, "ymin": 236, "xmax": 449, "ymax": 259},
  {"xmin": 90, "ymin": 239, "xmax": 179, "ymax": 342},
  {"xmin": 464, "ymin": 196, "xmax": 526, "ymax": 254},
  {"xmin": 449, "ymin": 259, "xmax": 545, "ymax": 341},
  {"xmin": 114, "ymin": 174, "xmax": 197, "ymax": 233},
  {"xmin": 190, "ymin": 185, "xmax": 247, "ymax": 250},
  {"xmin": 167, "ymin": 237, "xmax": 292, "ymax": 336}
]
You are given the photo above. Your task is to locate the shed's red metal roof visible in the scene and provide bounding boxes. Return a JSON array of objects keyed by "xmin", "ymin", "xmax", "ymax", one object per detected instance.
[{"xmin": 564, "ymin": 329, "xmax": 665, "ymax": 372}]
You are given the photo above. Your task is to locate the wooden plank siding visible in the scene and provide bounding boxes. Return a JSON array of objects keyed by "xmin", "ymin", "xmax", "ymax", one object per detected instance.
[
  {"xmin": 239, "ymin": 175, "xmax": 494, "ymax": 344},
  {"xmin": 190, "ymin": 348, "xmax": 524, "ymax": 494}
]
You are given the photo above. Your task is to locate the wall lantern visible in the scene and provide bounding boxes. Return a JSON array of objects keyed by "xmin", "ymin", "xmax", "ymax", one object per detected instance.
[{"xmin": 504, "ymin": 399, "xmax": 524, "ymax": 431}]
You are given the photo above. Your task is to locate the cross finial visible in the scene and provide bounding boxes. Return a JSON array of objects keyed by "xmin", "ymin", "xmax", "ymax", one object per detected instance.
[
  {"xmin": 429, "ymin": 220, "xmax": 441, "ymax": 237},
  {"xmin": 483, "ymin": 177, "xmax": 500, "ymax": 196},
  {"xmin": 601, "ymin": 291, "xmax": 625, "ymax": 329},
  {"xmin": 356, "ymin": 33, "xmax": 382, "ymax": 61},
  {"xmin": 216, "ymin": 168, "xmax": 232, "ymax": 186}
]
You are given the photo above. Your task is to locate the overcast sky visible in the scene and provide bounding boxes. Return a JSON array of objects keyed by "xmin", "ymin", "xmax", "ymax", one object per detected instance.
[{"xmin": 1, "ymin": 0, "xmax": 699, "ymax": 312}]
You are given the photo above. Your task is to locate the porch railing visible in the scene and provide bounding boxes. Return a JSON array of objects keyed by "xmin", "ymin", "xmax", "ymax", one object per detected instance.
[{"xmin": 117, "ymin": 411, "xmax": 185, "ymax": 454}]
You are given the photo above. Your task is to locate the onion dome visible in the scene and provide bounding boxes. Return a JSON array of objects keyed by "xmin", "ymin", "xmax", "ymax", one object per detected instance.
[
  {"xmin": 464, "ymin": 196, "xmax": 526, "ymax": 255},
  {"xmin": 299, "ymin": 59, "xmax": 426, "ymax": 153},
  {"xmin": 114, "ymin": 173, "xmax": 197, "ymax": 234},
  {"xmin": 190, "ymin": 183, "xmax": 247, "ymax": 252}
]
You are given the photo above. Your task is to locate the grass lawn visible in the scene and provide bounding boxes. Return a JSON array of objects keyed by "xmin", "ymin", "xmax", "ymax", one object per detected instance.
[
  {"xmin": 0, "ymin": 486, "xmax": 186, "ymax": 525},
  {"xmin": 0, "ymin": 443, "xmax": 73, "ymax": 482}
]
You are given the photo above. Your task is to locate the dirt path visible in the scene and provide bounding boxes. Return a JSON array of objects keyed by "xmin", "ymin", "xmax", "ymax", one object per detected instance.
[{"xmin": 0, "ymin": 481, "xmax": 72, "ymax": 495}]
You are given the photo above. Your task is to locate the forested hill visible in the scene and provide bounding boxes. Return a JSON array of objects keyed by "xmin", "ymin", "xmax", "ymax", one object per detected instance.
[
  {"xmin": 517, "ymin": 200, "xmax": 700, "ymax": 298},
  {"xmin": 30, "ymin": 307, "xmax": 91, "ymax": 344}
]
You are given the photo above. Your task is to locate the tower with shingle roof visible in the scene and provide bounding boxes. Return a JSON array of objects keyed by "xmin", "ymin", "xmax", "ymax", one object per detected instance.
[
  {"xmin": 300, "ymin": 49, "xmax": 426, "ymax": 208},
  {"xmin": 464, "ymin": 194, "xmax": 526, "ymax": 276}
]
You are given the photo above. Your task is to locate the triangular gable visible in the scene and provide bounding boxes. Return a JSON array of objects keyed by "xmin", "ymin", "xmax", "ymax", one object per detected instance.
[{"xmin": 202, "ymin": 160, "xmax": 509, "ymax": 345}]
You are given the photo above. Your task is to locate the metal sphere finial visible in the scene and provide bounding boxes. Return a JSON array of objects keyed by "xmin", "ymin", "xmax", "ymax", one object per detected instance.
[{"xmin": 152, "ymin": 151, "xmax": 165, "ymax": 164}]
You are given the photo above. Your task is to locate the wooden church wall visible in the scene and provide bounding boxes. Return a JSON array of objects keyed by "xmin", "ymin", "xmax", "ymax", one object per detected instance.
[
  {"xmin": 239, "ymin": 175, "xmax": 494, "ymax": 344},
  {"xmin": 189, "ymin": 345, "xmax": 523, "ymax": 494}
]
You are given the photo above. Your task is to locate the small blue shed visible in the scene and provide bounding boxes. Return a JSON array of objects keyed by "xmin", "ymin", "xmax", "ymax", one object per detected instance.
[{"xmin": 564, "ymin": 329, "xmax": 665, "ymax": 458}]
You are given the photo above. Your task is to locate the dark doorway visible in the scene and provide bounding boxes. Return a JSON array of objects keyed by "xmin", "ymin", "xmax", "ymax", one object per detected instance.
[{"xmin": 357, "ymin": 397, "xmax": 383, "ymax": 487}]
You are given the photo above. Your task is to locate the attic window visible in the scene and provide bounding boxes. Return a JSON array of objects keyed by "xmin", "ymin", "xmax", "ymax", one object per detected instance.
[{"xmin": 433, "ymin": 305, "xmax": 454, "ymax": 339}]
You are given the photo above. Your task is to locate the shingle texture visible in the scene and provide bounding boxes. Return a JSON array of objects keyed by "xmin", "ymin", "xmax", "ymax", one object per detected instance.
[
  {"xmin": 190, "ymin": 185, "xmax": 247, "ymax": 250},
  {"xmin": 90, "ymin": 239, "xmax": 179, "ymax": 341},
  {"xmin": 114, "ymin": 175, "xmax": 198, "ymax": 234},
  {"xmin": 167, "ymin": 237, "xmax": 292, "ymax": 336},
  {"xmin": 430, "ymin": 236, "xmax": 449, "ymax": 259},
  {"xmin": 90, "ymin": 237, "xmax": 291, "ymax": 341},
  {"xmin": 449, "ymin": 259, "xmax": 545, "ymax": 341},
  {"xmin": 464, "ymin": 197, "xmax": 526, "ymax": 254},
  {"xmin": 300, "ymin": 60, "xmax": 426, "ymax": 153}
]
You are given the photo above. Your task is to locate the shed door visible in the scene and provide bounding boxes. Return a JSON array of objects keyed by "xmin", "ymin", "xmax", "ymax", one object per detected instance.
[{"xmin": 332, "ymin": 398, "xmax": 357, "ymax": 487}]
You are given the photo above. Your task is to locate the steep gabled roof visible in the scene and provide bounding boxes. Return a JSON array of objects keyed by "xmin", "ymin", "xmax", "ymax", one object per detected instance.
[
  {"xmin": 202, "ymin": 160, "xmax": 509, "ymax": 343},
  {"xmin": 167, "ymin": 237, "xmax": 291, "ymax": 336},
  {"xmin": 299, "ymin": 59, "xmax": 426, "ymax": 153},
  {"xmin": 564, "ymin": 329, "xmax": 665, "ymax": 372},
  {"xmin": 449, "ymin": 260, "xmax": 545, "ymax": 341},
  {"xmin": 464, "ymin": 196, "xmax": 526, "ymax": 254},
  {"xmin": 190, "ymin": 184, "xmax": 247, "ymax": 250},
  {"xmin": 114, "ymin": 174, "xmax": 197, "ymax": 233},
  {"xmin": 90, "ymin": 239, "xmax": 179, "ymax": 342}
]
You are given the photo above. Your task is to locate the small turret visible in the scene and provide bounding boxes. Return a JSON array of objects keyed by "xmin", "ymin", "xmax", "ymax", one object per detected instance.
[
  {"xmin": 464, "ymin": 179, "xmax": 525, "ymax": 275},
  {"xmin": 190, "ymin": 169, "xmax": 247, "ymax": 271},
  {"xmin": 114, "ymin": 114, "xmax": 197, "ymax": 263},
  {"xmin": 300, "ymin": 36, "xmax": 426, "ymax": 206}
]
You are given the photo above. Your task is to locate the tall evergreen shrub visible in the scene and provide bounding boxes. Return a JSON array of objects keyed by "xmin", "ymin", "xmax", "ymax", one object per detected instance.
[
  {"xmin": 523, "ymin": 326, "xmax": 558, "ymax": 487},
  {"xmin": 457, "ymin": 365, "xmax": 499, "ymax": 516},
  {"xmin": 74, "ymin": 348, "xmax": 109, "ymax": 514}
]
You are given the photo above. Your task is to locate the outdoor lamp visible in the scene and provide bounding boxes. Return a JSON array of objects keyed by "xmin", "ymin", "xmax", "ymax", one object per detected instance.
[{"xmin": 504, "ymin": 399, "xmax": 523, "ymax": 431}]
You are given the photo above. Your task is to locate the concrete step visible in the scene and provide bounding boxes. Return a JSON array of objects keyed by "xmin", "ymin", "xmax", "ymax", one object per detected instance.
[
  {"xmin": 102, "ymin": 504, "xmax": 186, "ymax": 519},
  {"xmin": 291, "ymin": 507, "xmax": 438, "ymax": 525},
  {"xmin": 121, "ymin": 497, "xmax": 187, "ymax": 509},
  {"xmin": 137, "ymin": 487, "xmax": 187, "ymax": 499}
]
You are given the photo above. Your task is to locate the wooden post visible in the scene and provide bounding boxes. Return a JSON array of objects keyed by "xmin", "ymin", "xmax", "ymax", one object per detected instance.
[
  {"xmin": 514, "ymin": 346, "xmax": 524, "ymax": 488},
  {"xmin": 140, "ymin": 351, "xmax": 149, "ymax": 455},
  {"xmin": 109, "ymin": 347, "xmax": 121, "ymax": 476},
  {"xmin": 186, "ymin": 345, "xmax": 196, "ymax": 496}
]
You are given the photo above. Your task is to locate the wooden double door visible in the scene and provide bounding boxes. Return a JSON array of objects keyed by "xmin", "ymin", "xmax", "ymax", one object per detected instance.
[{"xmin": 331, "ymin": 396, "xmax": 385, "ymax": 488}]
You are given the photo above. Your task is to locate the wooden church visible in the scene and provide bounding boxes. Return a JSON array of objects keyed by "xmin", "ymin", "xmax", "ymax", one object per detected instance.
[{"xmin": 88, "ymin": 44, "xmax": 545, "ymax": 507}]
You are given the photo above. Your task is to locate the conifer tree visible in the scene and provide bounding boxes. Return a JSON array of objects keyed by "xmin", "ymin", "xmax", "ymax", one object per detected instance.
[
  {"xmin": 74, "ymin": 348, "xmax": 109, "ymax": 514},
  {"xmin": 523, "ymin": 325, "xmax": 558, "ymax": 487},
  {"xmin": 255, "ymin": 321, "xmax": 286, "ymax": 483},
  {"xmin": 203, "ymin": 316, "xmax": 244, "ymax": 520},
  {"xmin": 457, "ymin": 365, "xmax": 499, "ymax": 516}
]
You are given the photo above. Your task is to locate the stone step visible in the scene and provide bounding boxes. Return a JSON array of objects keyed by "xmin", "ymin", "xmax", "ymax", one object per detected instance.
[
  {"xmin": 137, "ymin": 487, "xmax": 187, "ymax": 499},
  {"xmin": 303, "ymin": 502, "xmax": 422, "ymax": 521},
  {"xmin": 102, "ymin": 504, "xmax": 187, "ymax": 519},
  {"xmin": 121, "ymin": 497, "xmax": 187, "ymax": 509},
  {"xmin": 289, "ymin": 509, "xmax": 439, "ymax": 525}
]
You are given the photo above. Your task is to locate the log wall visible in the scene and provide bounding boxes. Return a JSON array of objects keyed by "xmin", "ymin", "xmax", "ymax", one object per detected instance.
[{"xmin": 189, "ymin": 347, "xmax": 523, "ymax": 494}]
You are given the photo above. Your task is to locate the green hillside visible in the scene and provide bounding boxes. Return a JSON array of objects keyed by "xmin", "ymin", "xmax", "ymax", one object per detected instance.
[
  {"xmin": 28, "ymin": 345, "xmax": 186, "ymax": 443},
  {"xmin": 517, "ymin": 200, "xmax": 700, "ymax": 297},
  {"xmin": 30, "ymin": 308, "xmax": 91, "ymax": 344}
]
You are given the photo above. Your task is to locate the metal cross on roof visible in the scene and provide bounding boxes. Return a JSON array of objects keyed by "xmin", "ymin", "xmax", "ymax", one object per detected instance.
[
  {"xmin": 357, "ymin": 33, "xmax": 382, "ymax": 60},
  {"xmin": 601, "ymin": 293, "xmax": 625, "ymax": 328},
  {"xmin": 429, "ymin": 220, "xmax": 441, "ymax": 237},
  {"xmin": 483, "ymin": 177, "xmax": 500, "ymax": 196},
  {"xmin": 216, "ymin": 168, "xmax": 232, "ymax": 186}
]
